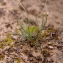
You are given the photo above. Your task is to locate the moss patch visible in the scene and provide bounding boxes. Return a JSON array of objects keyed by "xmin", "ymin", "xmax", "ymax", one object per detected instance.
[{"xmin": 0, "ymin": 34, "xmax": 14, "ymax": 49}]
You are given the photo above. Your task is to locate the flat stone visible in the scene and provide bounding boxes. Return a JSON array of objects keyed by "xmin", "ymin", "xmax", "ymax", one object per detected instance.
[
  {"xmin": 48, "ymin": 42, "xmax": 53, "ymax": 45},
  {"xmin": 48, "ymin": 46, "xmax": 54, "ymax": 49}
]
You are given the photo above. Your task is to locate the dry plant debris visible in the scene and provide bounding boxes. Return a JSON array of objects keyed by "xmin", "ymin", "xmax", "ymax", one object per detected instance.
[{"xmin": 0, "ymin": 0, "xmax": 63, "ymax": 63}]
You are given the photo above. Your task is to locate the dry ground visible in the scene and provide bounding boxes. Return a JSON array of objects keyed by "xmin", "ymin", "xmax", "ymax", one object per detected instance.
[
  {"xmin": 0, "ymin": 0, "xmax": 63, "ymax": 63},
  {"xmin": 0, "ymin": 0, "xmax": 63, "ymax": 40}
]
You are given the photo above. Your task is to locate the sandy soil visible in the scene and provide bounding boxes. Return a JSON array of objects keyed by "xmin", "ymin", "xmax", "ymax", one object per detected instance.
[
  {"xmin": 0, "ymin": 0, "xmax": 63, "ymax": 40},
  {"xmin": 0, "ymin": 0, "xmax": 63, "ymax": 63}
]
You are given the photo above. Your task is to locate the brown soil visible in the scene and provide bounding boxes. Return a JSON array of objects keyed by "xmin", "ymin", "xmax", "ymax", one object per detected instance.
[{"xmin": 0, "ymin": 0, "xmax": 63, "ymax": 63}]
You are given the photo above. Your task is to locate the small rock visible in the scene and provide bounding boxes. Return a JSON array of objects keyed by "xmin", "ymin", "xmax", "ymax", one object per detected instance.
[
  {"xmin": 48, "ymin": 46, "xmax": 54, "ymax": 49},
  {"xmin": 11, "ymin": 35, "xmax": 17, "ymax": 40},
  {"xmin": 48, "ymin": 42, "xmax": 53, "ymax": 45}
]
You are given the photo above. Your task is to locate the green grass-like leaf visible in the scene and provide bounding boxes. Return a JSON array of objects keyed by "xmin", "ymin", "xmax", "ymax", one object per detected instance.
[{"xmin": 24, "ymin": 26, "xmax": 40, "ymax": 39}]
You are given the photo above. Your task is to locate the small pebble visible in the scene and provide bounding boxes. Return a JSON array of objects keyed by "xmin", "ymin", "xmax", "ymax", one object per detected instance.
[{"xmin": 48, "ymin": 46, "xmax": 54, "ymax": 49}]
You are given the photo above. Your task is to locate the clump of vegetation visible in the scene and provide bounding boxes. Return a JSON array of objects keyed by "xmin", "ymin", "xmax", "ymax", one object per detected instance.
[
  {"xmin": 17, "ymin": 0, "xmax": 48, "ymax": 46},
  {"xmin": 15, "ymin": 29, "xmax": 20, "ymax": 34},
  {"xmin": 0, "ymin": 34, "xmax": 14, "ymax": 49},
  {"xmin": 41, "ymin": 49, "xmax": 50, "ymax": 63},
  {"xmin": 14, "ymin": 58, "xmax": 21, "ymax": 63},
  {"xmin": 24, "ymin": 25, "xmax": 40, "ymax": 40},
  {"xmin": 0, "ymin": 54, "xmax": 3, "ymax": 61},
  {"xmin": 42, "ymin": 49, "xmax": 50, "ymax": 57}
]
